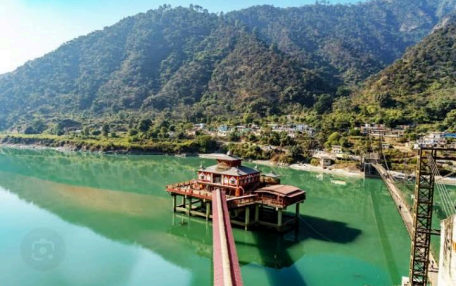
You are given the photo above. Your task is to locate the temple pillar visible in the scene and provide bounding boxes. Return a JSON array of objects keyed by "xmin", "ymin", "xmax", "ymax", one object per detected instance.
[
  {"xmin": 188, "ymin": 197, "xmax": 192, "ymax": 216},
  {"xmin": 245, "ymin": 207, "xmax": 250, "ymax": 231},
  {"xmin": 278, "ymin": 208, "xmax": 283, "ymax": 228},
  {"xmin": 206, "ymin": 202, "xmax": 211, "ymax": 220}
]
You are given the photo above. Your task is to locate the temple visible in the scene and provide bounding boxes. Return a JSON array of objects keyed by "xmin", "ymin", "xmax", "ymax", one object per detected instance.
[{"xmin": 166, "ymin": 153, "xmax": 306, "ymax": 231}]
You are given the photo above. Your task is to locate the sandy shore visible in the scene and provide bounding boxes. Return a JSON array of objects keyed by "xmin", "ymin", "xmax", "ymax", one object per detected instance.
[
  {"xmin": 199, "ymin": 154, "xmax": 365, "ymax": 178},
  {"xmin": 0, "ymin": 143, "xmax": 72, "ymax": 152},
  {"xmin": 289, "ymin": 164, "xmax": 364, "ymax": 178}
]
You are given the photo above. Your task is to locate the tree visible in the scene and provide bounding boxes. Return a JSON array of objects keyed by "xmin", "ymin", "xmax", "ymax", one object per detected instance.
[
  {"xmin": 228, "ymin": 132, "xmax": 240, "ymax": 142},
  {"xmin": 314, "ymin": 94, "xmax": 333, "ymax": 114},
  {"xmin": 137, "ymin": 119, "xmax": 152, "ymax": 133},
  {"xmin": 32, "ymin": 119, "xmax": 47, "ymax": 134},
  {"xmin": 102, "ymin": 124, "xmax": 110, "ymax": 137},
  {"xmin": 83, "ymin": 127, "xmax": 90, "ymax": 136},
  {"xmin": 444, "ymin": 110, "xmax": 456, "ymax": 132},
  {"xmin": 289, "ymin": 145, "xmax": 303, "ymax": 161},
  {"xmin": 196, "ymin": 135, "xmax": 217, "ymax": 153},
  {"xmin": 375, "ymin": 93, "xmax": 395, "ymax": 108}
]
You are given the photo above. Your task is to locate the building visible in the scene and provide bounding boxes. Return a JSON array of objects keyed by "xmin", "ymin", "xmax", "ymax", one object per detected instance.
[
  {"xmin": 217, "ymin": 125, "xmax": 231, "ymax": 137},
  {"xmin": 438, "ymin": 215, "xmax": 456, "ymax": 286},
  {"xmin": 194, "ymin": 123, "xmax": 205, "ymax": 130},
  {"xmin": 331, "ymin": 145, "xmax": 343, "ymax": 155},
  {"xmin": 361, "ymin": 124, "xmax": 386, "ymax": 136},
  {"xmin": 361, "ymin": 123, "xmax": 410, "ymax": 138},
  {"xmin": 197, "ymin": 154, "xmax": 261, "ymax": 197},
  {"xmin": 415, "ymin": 132, "xmax": 448, "ymax": 148},
  {"xmin": 166, "ymin": 153, "xmax": 306, "ymax": 231},
  {"xmin": 320, "ymin": 156, "xmax": 335, "ymax": 167}
]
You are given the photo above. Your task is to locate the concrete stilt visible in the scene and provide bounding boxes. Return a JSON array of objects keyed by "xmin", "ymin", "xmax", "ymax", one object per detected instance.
[
  {"xmin": 245, "ymin": 207, "xmax": 250, "ymax": 231},
  {"xmin": 188, "ymin": 197, "xmax": 192, "ymax": 216},
  {"xmin": 295, "ymin": 203, "xmax": 300, "ymax": 225},
  {"xmin": 254, "ymin": 204, "xmax": 259, "ymax": 224},
  {"xmin": 206, "ymin": 202, "xmax": 211, "ymax": 220},
  {"xmin": 278, "ymin": 209, "xmax": 283, "ymax": 228}
]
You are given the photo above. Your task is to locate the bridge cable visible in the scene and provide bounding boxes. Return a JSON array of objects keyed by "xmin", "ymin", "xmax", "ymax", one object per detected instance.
[
  {"xmin": 427, "ymin": 154, "xmax": 454, "ymax": 215},
  {"xmin": 426, "ymin": 153, "xmax": 455, "ymax": 217}
]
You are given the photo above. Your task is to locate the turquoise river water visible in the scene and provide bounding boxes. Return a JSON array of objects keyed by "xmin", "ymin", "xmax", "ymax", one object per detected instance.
[{"xmin": 0, "ymin": 148, "xmax": 411, "ymax": 286}]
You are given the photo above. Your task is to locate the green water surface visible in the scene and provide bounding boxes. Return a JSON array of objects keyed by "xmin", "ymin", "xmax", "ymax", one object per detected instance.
[{"xmin": 0, "ymin": 148, "xmax": 411, "ymax": 286}]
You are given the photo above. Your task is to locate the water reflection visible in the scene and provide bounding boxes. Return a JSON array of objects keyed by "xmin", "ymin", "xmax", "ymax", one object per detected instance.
[{"xmin": 0, "ymin": 148, "xmax": 410, "ymax": 285}]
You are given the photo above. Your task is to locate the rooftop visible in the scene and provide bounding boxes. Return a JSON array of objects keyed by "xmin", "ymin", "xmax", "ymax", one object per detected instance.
[
  {"xmin": 200, "ymin": 164, "xmax": 259, "ymax": 176},
  {"xmin": 206, "ymin": 153, "xmax": 242, "ymax": 162},
  {"xmin": 262, "ymin": 172, "xmax": 281, "ymax": 178},
  {"xmin": 255, "ymin": 185, "xmax": 305, "ymax": 197}
]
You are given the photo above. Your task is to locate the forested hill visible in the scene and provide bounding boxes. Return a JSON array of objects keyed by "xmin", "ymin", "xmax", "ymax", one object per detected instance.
[
  {"xmin": 228, "ymin": 0, "xmax": 455, "ymax": 84},
  {"xmin": 351, "ymin": 17, "xmax": 456, "ymax": 129},
  {"xmin": 0, "ymin": 0, "xmax": 455, "ymax": 129}
]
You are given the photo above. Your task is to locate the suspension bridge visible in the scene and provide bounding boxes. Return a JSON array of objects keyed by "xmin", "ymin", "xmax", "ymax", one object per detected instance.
[{"xmin": 368, "ymin": 134, "xmax": 456, "ymax": 286}]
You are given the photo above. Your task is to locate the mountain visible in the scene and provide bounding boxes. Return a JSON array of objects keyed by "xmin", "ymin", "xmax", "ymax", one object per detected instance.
[
  {"xmin": 0, "ymin": 1, "xmax": 455, "ymax": 130},
  {"xmin": 228, "ymin": 0, "xmax": 453, "ymax": 84},
  {"xmin": 353, "ymin": 16, "xmax": 456, "ymax": 128}
]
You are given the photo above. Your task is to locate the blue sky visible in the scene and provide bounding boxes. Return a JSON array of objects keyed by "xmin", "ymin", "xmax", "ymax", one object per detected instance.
[{"xmin": 0, "ymin": 0, "xmax": 364, "ymax": 74}]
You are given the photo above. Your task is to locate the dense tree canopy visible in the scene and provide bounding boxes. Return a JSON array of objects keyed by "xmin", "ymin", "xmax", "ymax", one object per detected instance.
[{"xmin": 0, "ymin": 0, "xmax": 455, "ymax": 130}]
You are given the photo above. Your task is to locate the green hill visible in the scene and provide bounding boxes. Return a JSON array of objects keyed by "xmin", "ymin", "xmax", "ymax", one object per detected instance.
[
  {"xmin": 352, "ymin": 16, "xmax": 456, "ymax": 129},
  {"xmin": 0, "ymin": 1, "xmax": 455, "ymax": 130}
]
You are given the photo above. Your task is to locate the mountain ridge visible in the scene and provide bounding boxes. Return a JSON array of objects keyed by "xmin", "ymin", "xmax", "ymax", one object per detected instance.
[{"xmin": 0, "ymin": 0, "xmax": 455, "ymax": 130}]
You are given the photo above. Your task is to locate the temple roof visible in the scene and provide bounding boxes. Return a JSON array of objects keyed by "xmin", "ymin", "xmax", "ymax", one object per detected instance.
[
  {"xmin": 199, "ymin": 164, "xmax": 259, "ymax": 176},
  {"xmin": 255, "ymin": 185, "xmax": 305, "ymax": 197},
  {"xmin": 207, "ymin": 153, "xmax": 242, "ymax": 161},
  {"xmin": 262, "ymin": 172, "xmax": 281, "ymax": 178}
]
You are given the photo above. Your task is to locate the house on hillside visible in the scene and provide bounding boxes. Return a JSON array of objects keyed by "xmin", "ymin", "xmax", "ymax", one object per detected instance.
[
  {"xmin": 320, "ymin": 156, "xmax": 335, "ymax": 168},
  {"xmin": 415, "ymin": 132, "xmax": 447, "ymax": 148},
  {"xmin": 217, "ymin": 125, "xmax": 231, "ymax": 137},
  {"xmin": 331, "ymin": 145, "xmax": 343, "ymax": 155}
]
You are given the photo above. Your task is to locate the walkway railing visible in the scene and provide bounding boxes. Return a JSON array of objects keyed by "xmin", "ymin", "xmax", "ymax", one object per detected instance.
[{"xmin": 212, "ymin": 189, "xmax": 243, "ymax": 286}]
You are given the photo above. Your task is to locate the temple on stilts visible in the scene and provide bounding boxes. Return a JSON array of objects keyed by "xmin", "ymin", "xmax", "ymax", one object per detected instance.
[{"xmin": 166, "ymin": 153, "xmax": 306, "ymax": 231}]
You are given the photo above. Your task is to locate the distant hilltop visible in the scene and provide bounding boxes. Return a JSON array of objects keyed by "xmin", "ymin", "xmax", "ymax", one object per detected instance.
[{"xmin": 1, "ymin": 0, "xmax": 456, "ymax": 131}]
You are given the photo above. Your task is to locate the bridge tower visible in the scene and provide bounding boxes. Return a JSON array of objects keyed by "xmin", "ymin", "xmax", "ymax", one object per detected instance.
[{"xmin": 409, "ymin": 148, "xmax": 437, "ymax": 286}]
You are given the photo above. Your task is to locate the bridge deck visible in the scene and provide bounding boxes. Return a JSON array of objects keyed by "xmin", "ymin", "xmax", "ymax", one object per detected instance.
[
  {"xmin": 372, "ymin": 164, "xmax": 439, "ymax": 286},
  {"xmin": 212, "ymin": 189, "xmax": 243, "ymax": 286}
]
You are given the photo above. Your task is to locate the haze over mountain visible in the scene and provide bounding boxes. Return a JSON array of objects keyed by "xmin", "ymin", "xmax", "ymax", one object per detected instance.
[{"xmin": 0, "ymin": 0, "xmax": 455, "ymax": 130}]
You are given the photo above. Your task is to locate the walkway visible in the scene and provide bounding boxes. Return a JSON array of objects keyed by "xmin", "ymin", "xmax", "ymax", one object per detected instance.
[
  {"xmin": 212, "ymin": 189, "xmax": 243, "ymax": 286},
  {"xmin": 372, "ymin": 164, "xmax": 438, "ymax": 285}
]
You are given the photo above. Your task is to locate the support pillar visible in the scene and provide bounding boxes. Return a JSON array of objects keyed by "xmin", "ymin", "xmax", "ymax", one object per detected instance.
[
  {"xmin": 206, "ymin": 202, "xmax": 211, "ymax": 220},
  {"xmin": 295, "ymin": 203, "xmax": 300, "ymax": 225},
  {"xmin": 188, "ymin": 197, "xmax": 192, "ymax": 216},
  {"xmin": 244, "ymin": 207, "xmax": 250, "ymax": 231},
  {"xmin": 278, "ymin": 208, "xmax": 283, "ymax": 228},
  {"xmin": 172, "ymin": 195, "xmax": 177, "ymax": 213},
  {"xmin": 254, "ymin": 204, "xmax": 260, "ymax": 223}
]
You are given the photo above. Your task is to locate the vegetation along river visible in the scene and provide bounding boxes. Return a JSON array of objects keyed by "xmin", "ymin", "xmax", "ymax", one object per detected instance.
[{"xmin": 0, "ymin": 148, "xmax": 410, "ymax": 286}]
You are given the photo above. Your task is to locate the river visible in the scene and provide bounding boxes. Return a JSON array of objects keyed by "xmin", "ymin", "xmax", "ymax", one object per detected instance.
[{"xmin": 0, "ymin": 148, "xmax": 410, "ymax": 285}]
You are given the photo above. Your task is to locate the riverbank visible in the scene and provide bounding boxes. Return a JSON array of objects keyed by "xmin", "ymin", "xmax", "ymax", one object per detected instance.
[
  {"xmin": 1, "ymin": 142, "xmax": 366, "ymax": 179},
  {"xmin": 289, "ymin": 163, "xmax": 364, "ymax": 178},
  {"xmin": 0, "ymin": 134, "xmax": 216, "ymax": 155}
]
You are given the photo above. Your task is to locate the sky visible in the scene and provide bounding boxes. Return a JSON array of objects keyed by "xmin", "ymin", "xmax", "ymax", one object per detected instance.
[{"xmin": 0, "ymin": 0, "xmax": 362, "ymax": 74}]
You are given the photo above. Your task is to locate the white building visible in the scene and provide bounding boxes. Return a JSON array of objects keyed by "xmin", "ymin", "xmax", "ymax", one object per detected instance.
[{"xmin": 415, "ymin": 132, "xmax": 448, "ymax": 148}]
